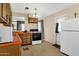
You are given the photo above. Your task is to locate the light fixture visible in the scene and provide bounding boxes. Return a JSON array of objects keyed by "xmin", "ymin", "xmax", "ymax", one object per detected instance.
[
  {"xmin": 33, "ymin": 8, "xmax": 40, "ymax": 18},
  {"xmin": 25, "ymin": 7, "xmax": 38, "ymax": 23},
  {"xmin": 25, "ymin": 7, "xmax": 30, "ymax": 17},
  {"xmin": 25, "ymin": 7, "xmax": 40, "ymax": 18}
]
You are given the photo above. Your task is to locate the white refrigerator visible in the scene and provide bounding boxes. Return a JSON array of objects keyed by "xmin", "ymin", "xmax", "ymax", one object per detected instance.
[
  {"xmin": 60, "ymin": 19, "xmax": 79, "ymax": 56},
  {"xmin": 0, "ymin": 25, "xmax": 13, "ymax": 43}
]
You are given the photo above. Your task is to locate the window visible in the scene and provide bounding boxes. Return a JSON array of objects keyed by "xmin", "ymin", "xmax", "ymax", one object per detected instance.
[
  {"xmin": 21, "ymin": 23, "xmax": 25, "ymax": 31},
  {"xmin": 12, "ymin": 16, "xmax": 25, "ymax": 31},
  {"xmin": 38, "ymin": 21, "xmax": 42, "ymax": 32},
  {"xmin": 17, "ymin": 21, "xmax": 25, "ymax": 31}
]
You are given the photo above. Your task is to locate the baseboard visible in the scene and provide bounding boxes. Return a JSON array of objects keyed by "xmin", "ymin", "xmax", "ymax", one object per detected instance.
[
  {"xmin": 61, "ymin": 52, "xmax": 69, "ymax": 56},
  {"xmin": 52, "ymin": 44, "xmax": 60, "ymax": 49},
  {"xmin": 21, "ymin": 44, "xmax": 32, "ymax": 46}
]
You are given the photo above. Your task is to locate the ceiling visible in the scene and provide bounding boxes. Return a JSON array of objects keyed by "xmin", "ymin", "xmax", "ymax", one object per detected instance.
[{"xmin": 11, "ymin": 3, "xmax": 76, "ymax": 19}]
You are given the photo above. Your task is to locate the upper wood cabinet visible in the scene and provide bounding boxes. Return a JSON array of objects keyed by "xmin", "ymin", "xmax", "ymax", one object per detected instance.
[
  {"xmin": 28, "ymin": 17, "xmax": 38, "ymax": 23},
  {"xmin": 0, "ymin": 3, "xmax": 12, "ymax": 26},
  {"xmin": 0, "ymin": 4, "xmax": 3, "ymax": 23}
]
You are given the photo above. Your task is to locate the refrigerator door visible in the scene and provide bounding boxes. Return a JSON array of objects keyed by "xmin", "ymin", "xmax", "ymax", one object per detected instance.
[
  {"xmin": 60, "ymin": 31, "xmax": 79, "ymax": 56},
  {"xmin": 0, "ymin": 26, "xmax": 13, "ymax": 43},
  {"xmin": 61, "ymin": 19, "xmax": 79, "ymax": 31}
]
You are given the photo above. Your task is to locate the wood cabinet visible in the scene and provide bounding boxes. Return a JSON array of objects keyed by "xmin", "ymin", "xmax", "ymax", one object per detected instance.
[
  {"xmin": 0, "ymin": 3, "xmax": 12, "ymax": 26},
  {"xmin": 0, "ymin": 45, "xmax": 21, "ymax": 56},
  {"xmin": 28, "ymin": 17, "xmax": 38, "ymax": 23},
  {"xmin": 19, "ymin": 32, "xmax": 32, "ymax": 45},
  {"xmin": 0, "ymin": 4, "xmax": 3, "ymax": 23}
]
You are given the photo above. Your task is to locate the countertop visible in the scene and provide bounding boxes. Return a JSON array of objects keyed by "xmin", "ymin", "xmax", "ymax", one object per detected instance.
[
  {"xmin": 0, "ymin": 33, "xmax": 22, "ymax": 47},
  {"xmin": 0, "ymin": 31, "xmax": 41, "ymax": 47}
]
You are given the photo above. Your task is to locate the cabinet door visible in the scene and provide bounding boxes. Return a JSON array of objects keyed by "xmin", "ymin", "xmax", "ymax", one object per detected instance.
[
  {"xmin": 0, "ymin": 4, "xmax": 2, "ymax": 17},
  {"xmin": 2, "ymin": 3, "xmax": 7, "ymax": 22},
  {"xmin": 8, "ymin": 3, "xmax": 12, "ymax": 25},
  {"xmin": 3, "ymin": 3, "xmax": 12, "ymax": 26},
  {"xmin": 19, "ymin": 33, "xmax": 32, "ymax": 45},
  {"xmin": 0, "ymin": 3, "xmax": 12, "ymax": 26},
  {"xmin": 0, "ymin": 3, "xmax": 4, "ymax": 23},
  {"xmin": 5, "ymin": 4, "xmax": 11, "ymax": 25}
]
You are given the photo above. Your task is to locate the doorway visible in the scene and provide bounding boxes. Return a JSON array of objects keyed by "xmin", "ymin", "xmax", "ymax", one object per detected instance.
[{"xmin": 55, "ymin": 17, "xmax": 65, "ymax": 46}]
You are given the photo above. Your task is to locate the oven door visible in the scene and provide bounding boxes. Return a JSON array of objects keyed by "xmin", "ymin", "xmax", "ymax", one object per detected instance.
[{"xmin": 32, "ymin": 33, "xmax": 41, "ymax": 41}]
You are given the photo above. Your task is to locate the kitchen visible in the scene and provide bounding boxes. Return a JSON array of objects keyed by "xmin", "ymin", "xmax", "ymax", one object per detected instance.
[
  {"xmin": 12, "ymin": 15, "xmax": 42, "ymax": 45},
  {"xmin": 0, "ymin": 3, "xmax": 43, "ymax": 56},
  {"xmin": 0, "ymin": 3, "xmax": 79, "ymax": 56}
]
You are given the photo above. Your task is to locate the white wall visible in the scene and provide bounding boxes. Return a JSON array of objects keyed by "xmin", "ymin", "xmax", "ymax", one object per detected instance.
[
  {"xmin": 44, "ymin": 4, "xmax": 79, "ymax": 44},
  {"xmin": 12, "ymin": 14, "xmax": 38, "ymax": 31},
  {"xmin": 12, "ymin": 16, "xmax": 25, "ymax": 21},
  {"xmin": 25, "ymin": 17, "xmax": 38, "ymax": 31},
  {"xmin": 44, "ymin": 16, "xmax": 56, "ymax": 44}
]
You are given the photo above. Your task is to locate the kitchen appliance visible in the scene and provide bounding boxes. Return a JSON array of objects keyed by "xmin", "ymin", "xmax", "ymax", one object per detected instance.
[
  {"xmin": 30, "ymin": 29, "xmax": 38, "ymax": 32},
  {"xmin": 32, "ymin": 33, "xmax": 41, "ymax": 45},
  {"xmin": 0, "ymin": 25, "xmax": 13, "ymax": 43},
  {"xmin": 60, "ymin": 19, "xmax": 79, "ymax": 56},
  {"xmin": 32, "ymin": 33, "xmax": 41, "ymax": 41},
  {"xmin": 30, "ymin": 29, "xmax": 42, "ymax": 45}
]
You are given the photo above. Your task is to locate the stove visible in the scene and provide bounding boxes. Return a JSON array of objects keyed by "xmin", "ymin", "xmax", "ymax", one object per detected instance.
[{"xmin": 30, "ymin": 29, "xmax": 42, "ymax": 45}]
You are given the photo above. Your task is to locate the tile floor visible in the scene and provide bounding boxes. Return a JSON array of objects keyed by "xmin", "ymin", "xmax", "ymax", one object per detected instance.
[{"xmin": 21, "ymin": 41, "xmax": 65, "ymax": 56}]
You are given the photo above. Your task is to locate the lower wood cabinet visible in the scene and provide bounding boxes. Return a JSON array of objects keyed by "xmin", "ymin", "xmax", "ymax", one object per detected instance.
[
  {"xmin": 0, "ymin": 45, "xmax": 21, "ymax": 56},
  {"xmin": 19, "ymin": 32, "xmax": 32, "ymax": 45}
]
